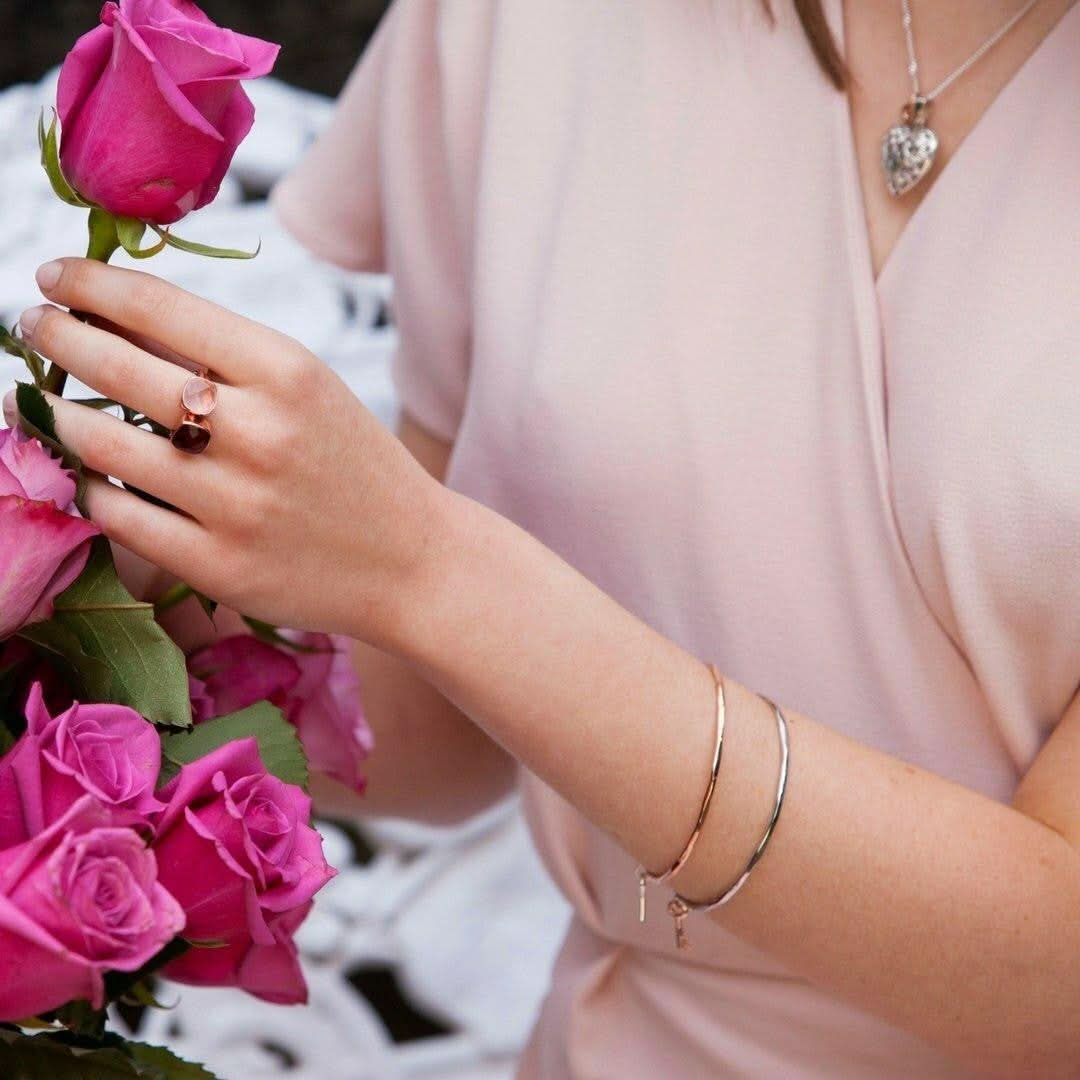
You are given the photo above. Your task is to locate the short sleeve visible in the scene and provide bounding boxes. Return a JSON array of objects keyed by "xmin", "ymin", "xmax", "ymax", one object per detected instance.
[{"xmin": 272, "ymin": 0, "xmax": 490, "ymax": 443}]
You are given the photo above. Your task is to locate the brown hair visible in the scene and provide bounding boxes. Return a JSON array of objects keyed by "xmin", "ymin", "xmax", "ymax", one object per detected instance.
[{"xmin": 766, "ymin": 0, "xmax": 847, "ymax": 89}]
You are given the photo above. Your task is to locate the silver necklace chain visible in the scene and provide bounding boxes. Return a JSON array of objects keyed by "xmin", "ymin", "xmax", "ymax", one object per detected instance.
[{"xmin": 901, "ymin": 0, "xmax": 1042, "ymax": 103}]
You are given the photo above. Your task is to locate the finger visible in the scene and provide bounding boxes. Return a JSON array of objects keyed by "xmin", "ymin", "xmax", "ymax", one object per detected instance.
[
  {"xmin": 34, "ymin": 258, "xmax": 283, "ymax": 385},
  {"xmin": 83, "ymin": 314, "xmax": 200, "ymax": 372},
  {"xmin": 46, "ymin": 392, "xmax": 216, "ymax": 515},
  {"xmin": 19, "ymin": 304, "xmax": 243, "ymax": 440},
  {"xmin": 83, "ymin": 474, "xmax": 209, "ymax": 581}
]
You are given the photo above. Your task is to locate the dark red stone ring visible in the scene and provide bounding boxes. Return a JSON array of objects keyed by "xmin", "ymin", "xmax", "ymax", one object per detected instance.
[{"xmin": 169, "ymin": 371, "xmax": 218, "ymax": 455}]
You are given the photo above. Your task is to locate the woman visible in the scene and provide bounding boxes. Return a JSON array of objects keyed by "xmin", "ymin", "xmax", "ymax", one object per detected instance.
[{"xmin": 8, "ymin": 0, "xmax": 1079, "ymax": 1074}]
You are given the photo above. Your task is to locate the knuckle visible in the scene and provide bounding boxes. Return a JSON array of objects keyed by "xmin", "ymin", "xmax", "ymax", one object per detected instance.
[
  {"xmin": 58, "ymin": 258, "xmax": 94, "ymax": 300},
  {"xmin": 124, "ymin": 275, "xmax": 176, "ymax": 324},
  {"xmin": 104, "ymin": 343, "xmax": 141, "ymax": 396},
  {"xmin": 271, "ymin": 341, "xmax": 313, "ymax": 388},
  {"xmin": 86, "ymin": 419, "xmax": 130, "ymax": 473}
]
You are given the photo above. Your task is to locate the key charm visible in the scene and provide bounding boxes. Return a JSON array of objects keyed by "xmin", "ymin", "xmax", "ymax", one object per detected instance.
[{"xmin": 668, "ymin": 897, "xmax": 690, "ymax": 950}]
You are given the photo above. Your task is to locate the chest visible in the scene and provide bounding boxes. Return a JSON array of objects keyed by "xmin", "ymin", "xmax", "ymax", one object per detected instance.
[
  {"xmin": 841, "ymin": 0, "xmax": 1075, "ymax": 279},
  {"xmin": 448, "ymin": 2, "xmax": 1079, "ymax": 721}
]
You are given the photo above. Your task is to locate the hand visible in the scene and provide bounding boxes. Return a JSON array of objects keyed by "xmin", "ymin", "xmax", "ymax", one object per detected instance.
[{"xmin": 12, "ymin": 258, "xmax": 446, "ymax": 643}]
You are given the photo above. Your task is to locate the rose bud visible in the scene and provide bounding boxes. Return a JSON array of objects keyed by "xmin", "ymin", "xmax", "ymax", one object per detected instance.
[
  {"xmin": 153, "ymin": 738, "xmax": 335, "ymax": 1003},
  {"xmin": 0, "ymin": 428, "xmax": 99, "ymax": 640},
  {"xmin": 188, "ymin": 633, "xmax": 372, "ymax": 792},
  {"xmin": 57, "ymin": 0, "xmax": 279, "ymax": 225},
  {"xmin": 0, "ymin": 683, "xmax": 165, "ymax": 850},
  {"xmin": 0, "ymin": 795, "xmax": 185, "ymax": 1020}
]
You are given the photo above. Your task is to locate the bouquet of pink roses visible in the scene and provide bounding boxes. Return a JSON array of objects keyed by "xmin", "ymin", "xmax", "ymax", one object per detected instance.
[{"xmin": 0, "ymin": 4, "xmax": 372, "ymax": 1075}]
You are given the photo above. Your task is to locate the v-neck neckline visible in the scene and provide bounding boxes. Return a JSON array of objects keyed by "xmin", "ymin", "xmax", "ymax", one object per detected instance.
[{"xmin": 829, "ymin": 0, "xmax": 1078, "ymax": 293}]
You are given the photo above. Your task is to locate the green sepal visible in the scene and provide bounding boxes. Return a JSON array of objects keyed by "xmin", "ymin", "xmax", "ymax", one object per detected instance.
[
  {"xmin": 116, "ymin": 217, "xmax": 168, "ymax": 260},
  {"xmin": 159, "ymin": 701, "xmax": 308, "ymax": 790},
  {"xmin": 242, "ymin": 615, "xmax": 321, "ymax": 653},
  {"xmin": 103, "ymin": 938, "xmax": 188, "ymax": 1005},
  {"xmin": 38, "ymin": 109, "xmax": 90, "ymax": 208},
  {"xmin": 1, "ymin": 323, "xmax": 46, "ymax": 385},
  {"xmin": 44, "ymin": 538, "xmax": 194, "ymax": 729},
  {"xmin": 152, "ymin": 226, "xmax": 260, "ymax": 260}
]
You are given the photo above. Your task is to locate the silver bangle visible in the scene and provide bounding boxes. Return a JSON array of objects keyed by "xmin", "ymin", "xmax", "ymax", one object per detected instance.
[{"xmin": 666, "ymin": 696, "xmax": 790, "ymax": 949}]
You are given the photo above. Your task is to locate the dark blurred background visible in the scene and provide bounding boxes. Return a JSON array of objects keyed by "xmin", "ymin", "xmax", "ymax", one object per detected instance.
[{"xmin": 0, "ymin": 0, "xmax": 392, "ymax": 93}]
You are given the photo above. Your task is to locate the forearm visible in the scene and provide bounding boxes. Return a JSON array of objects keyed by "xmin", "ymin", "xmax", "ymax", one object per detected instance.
[
  {"xmin": 384, "ymin": 488, "xmax": 1080, "ymax": 1074},
  {"xmin": 312, "ymin": 637, "xmax": 517, "ymax": 825}
]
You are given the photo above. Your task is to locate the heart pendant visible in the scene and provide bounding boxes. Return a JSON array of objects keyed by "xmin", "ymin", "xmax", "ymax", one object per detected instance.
[{"xmin": 881, "ymin": 122, "xmax": 939, "ymax": 197}]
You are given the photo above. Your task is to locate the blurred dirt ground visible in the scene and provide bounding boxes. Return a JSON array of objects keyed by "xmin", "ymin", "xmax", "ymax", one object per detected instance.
[{"xmin": 1, "ymin": 0, "xmax": 391, "ymax": 94}]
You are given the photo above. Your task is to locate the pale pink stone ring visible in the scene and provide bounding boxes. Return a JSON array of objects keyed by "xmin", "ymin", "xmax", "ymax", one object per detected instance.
[{"xmin": 169, "ymin": 370, "xmax": 218, "ymax": 455}]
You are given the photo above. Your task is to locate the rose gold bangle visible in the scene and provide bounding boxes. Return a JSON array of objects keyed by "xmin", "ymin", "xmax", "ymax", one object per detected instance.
[
  {"xmin": 636, "ymin": 662, "xmax": 726, "ymax": 923},
  {"xmin": 665, "ymin": 695, "xmax": 790, "ymax": 950}
]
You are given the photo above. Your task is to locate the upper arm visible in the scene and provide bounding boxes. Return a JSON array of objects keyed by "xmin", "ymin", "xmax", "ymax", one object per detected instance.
[{"xmin": 1012, "ymin": 687, "xmax": 1080, "ymax": 849}]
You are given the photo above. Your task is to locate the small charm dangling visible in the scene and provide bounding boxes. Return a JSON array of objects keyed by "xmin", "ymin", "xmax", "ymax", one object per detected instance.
[
  {"xmin": 881, "ymin": 95, "xmax": 939, "ymax": 197},
  {"xmin": 667, "ymin": 897, "xmax": 690, "ymax": 950},
  {"xmin": 637, "ymin": 868, "xmax": 648, "ymax": 923}
]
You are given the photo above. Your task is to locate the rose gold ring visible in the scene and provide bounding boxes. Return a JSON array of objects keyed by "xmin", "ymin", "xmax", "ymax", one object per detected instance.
[{"xmin": 170, "ymin": 369, "xmax": 218, "ymax": 455}]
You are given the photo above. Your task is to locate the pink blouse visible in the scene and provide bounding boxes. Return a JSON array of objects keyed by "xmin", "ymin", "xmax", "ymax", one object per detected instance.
[{"xmin": 273, "ymin": 2, "xmax": 1080, "ymax": 1075}]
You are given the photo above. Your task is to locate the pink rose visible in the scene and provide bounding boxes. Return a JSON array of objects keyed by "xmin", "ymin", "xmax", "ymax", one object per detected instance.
[
  {"xmin": 286, "ymin": 632, "xmax": 373, "ymax": 793},
  {"xmin": 0, "ymin": 683, "xmax": 164, "ymax": 849},
  {"xmin": 188, "ymin": 633, "xmax": 372, "ymax": 792},
  {"xmin": 57, "ymin": 0, "xmax": 279, "ymax": 225},
  {"xmin": 0, "ymin": 795, "xmax": 184, "ymax": 1020},
  {"xmin": 187, "ymin": 635, "xmax": 298, "ymax": 717},
  {"xmin": 153, "ymin": 738, "xmax": 334, "ymax": 1003},
  {"xmin": 0, "ymin": 428, "xmax": 99, "ymax": 640}
]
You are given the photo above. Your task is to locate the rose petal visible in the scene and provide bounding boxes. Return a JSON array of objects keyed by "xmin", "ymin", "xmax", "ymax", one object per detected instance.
[
  {"xmin": 0, "ymin": 892, "xmax": 103, "ymax": 1018},
  {"xmin": 0, "ymin": 429, "xmax": 78, "ymax": 509},
  {"xmin": 56, "ymin": 22, "xmax": 115, "ymax": 132},
  {"xmin": 61, "ymin": 10, "xmax": 226, "ymax": 224},
  {"xmin": 0, "ymin": 496, "xmax": 99, "ymax": 639},
  {"xmin": 187, "ymin": 636, "xmax": 300, "ymax": 718}
]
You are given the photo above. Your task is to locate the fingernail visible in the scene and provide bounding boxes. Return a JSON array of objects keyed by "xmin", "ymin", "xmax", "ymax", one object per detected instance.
[
  {"xmin": 3, "ymin": 390, "xmax": 17, "ymax": 429},
  {"xmin": 36, "ymin": 260, "xmax": 63, "ymax": 291},
  {"xmin": 18, "ymin": 306, "xmax": 45, "ymax": 339}
]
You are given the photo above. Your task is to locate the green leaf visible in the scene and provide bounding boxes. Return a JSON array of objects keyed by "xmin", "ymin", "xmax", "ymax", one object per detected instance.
[
  {"xmin": 116, "ymin": 217, "xmax": 168, "ymax": 260},
  {"xmin": 17, "ymin": 619, "xmax": 113, "ymax": 702},
  {"xmin": 160, "ymin": 701, "xmax": 308, "ymax": 789},
  {"xmin": 152, "ymin": 227, "xmax": 260, "ymax": 261},
  {"xmin": 123, "ymin": 1041, "xmax": 218, "ymax": 1080},
  {"xmin": 14, "ymin": 381, "xmax": 57, "ymax": 441},
  {"xmin": 0, "ymin": 1036, "xmax": 137, "ymax": 1079},
  {"xmin": 38, "ymin": 110, "xmax": 90, "ymax": 208},
  {"xmin": 47, "ymin": 538, "xmax": 193, "ymax": 728},
  {"xmin": 1, "ymin": 323, "xmax": 46, "ymax": 385}
]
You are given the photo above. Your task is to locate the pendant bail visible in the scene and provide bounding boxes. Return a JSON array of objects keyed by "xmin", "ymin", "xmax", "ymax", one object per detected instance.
[{"xmin": 901, "ymin": 94, "xmax": 930, "ymax": 127}]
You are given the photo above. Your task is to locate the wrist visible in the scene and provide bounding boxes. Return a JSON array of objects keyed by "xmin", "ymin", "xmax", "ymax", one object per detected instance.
[{"xmin": 368, "ymin": 476, "xmax": 481, "ymax": 660}]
